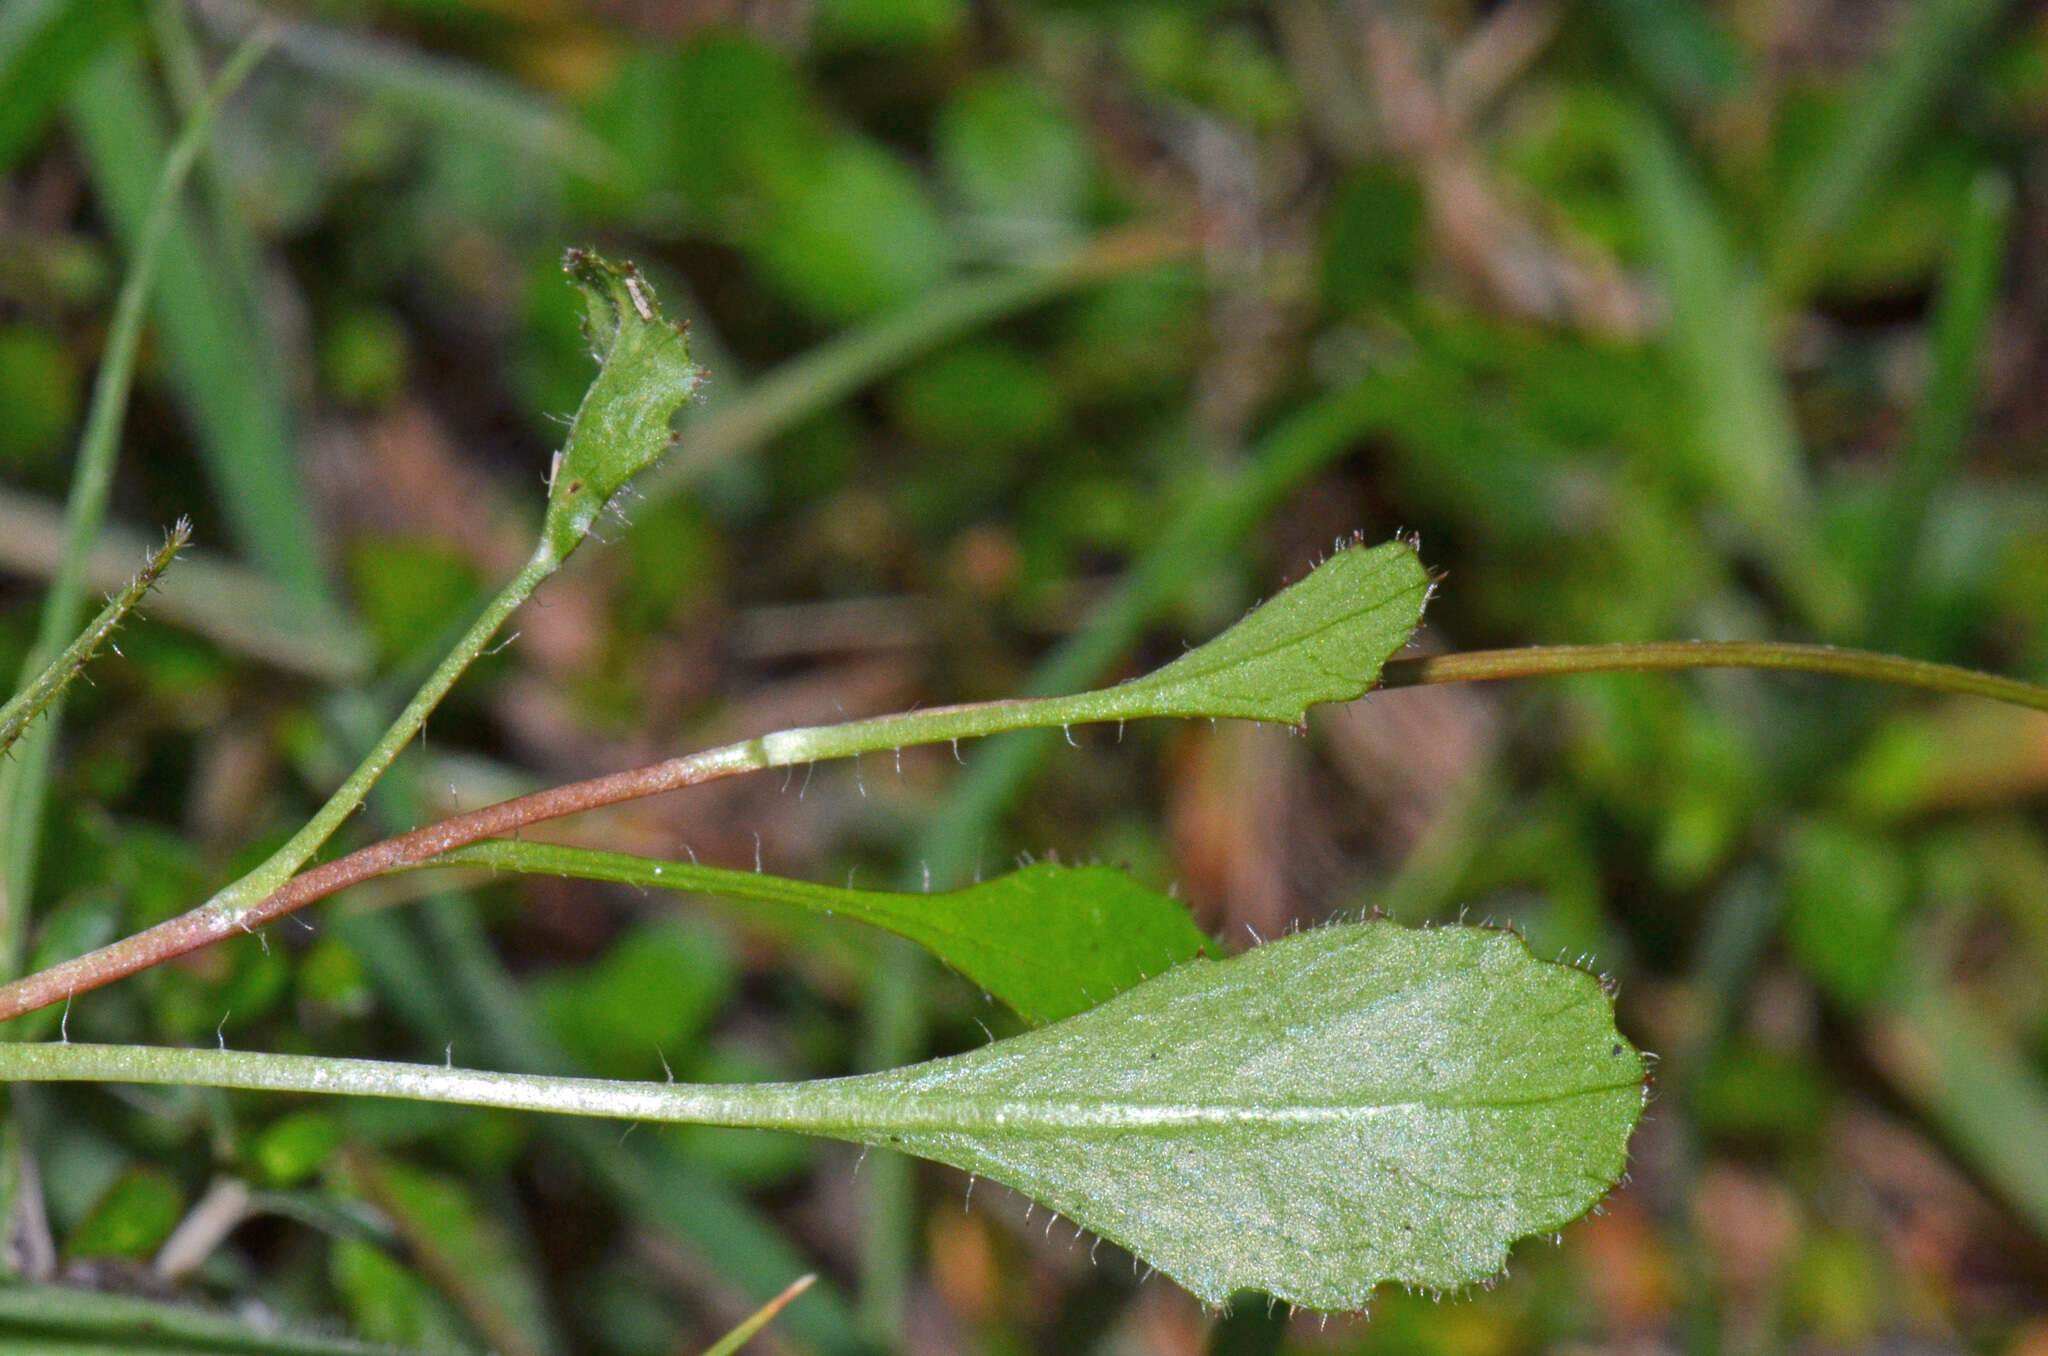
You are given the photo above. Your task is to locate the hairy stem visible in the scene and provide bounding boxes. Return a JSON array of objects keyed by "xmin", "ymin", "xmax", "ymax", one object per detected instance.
[
  {"xmin": 0, "ymin": 525, "xmax": 188, "ymax": 760},
  {"xmin": 199, "ymin": 547, "xmax": 561, "ymax": 929},
  {"xmin": 0, "ymin": 686, "xmax": 1163, "ymax": 1020},
  {"xmin": 0, "ymin": 1042, "xmax": 859, "ymax": 1132},
  {"xmin": 2, "ymin": 639, "xmax": 2043, "ymax": 1023}
]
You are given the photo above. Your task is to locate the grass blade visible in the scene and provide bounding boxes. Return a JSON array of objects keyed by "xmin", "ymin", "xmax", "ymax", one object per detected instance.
[
  {"xmin": 1770, "ymin": 0, "xmax": 2012, "ymax": 296},
  {"xmin": 1616, "ymin": 107, "xmax": 1853, "ymax": 635},
  {"xmin": 1864, "ymin": 170, "xmax": 2013, "ymax": 650},
  {"xmin": 66, "ymin": 39, "xmax": 331, "ymax": 608},
  {"xmin": 0, "ymin": 26, "xmax": 273, "ymax": 980},
  {"xmin": 699, "ymin": 1274, "xmax": 816, "ymax": 1356}
]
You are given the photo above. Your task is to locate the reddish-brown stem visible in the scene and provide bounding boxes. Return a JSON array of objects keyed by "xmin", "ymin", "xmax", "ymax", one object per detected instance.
[
  {"xmin": 4, "ymin": 640, "xmax": 2043, "ymax": 1025},
  {"xmin": 0, "ymin": 688, "xmax": 1064, "ymax": 1022},
  {"xmin": 0, "ymin": 744, "xmax": 764, "ymax": 1022}
]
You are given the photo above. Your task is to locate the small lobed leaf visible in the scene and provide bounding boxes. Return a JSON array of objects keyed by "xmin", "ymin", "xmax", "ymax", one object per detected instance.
[
  {"xmin": 733, "ymin": 537, "xmax": 1429, "ymax": 766},
  {"xmin": 437, "ymin": 843, "xmax": 1213, "ymax": 1026},
  {"xmin": 541, "ymin": 251, "xmax": 703, "ymax": 560},
  {"xmin": 834, "ymin": 918, "xmax": 1644, "ymax": 1310},
  {"xmin": 1107, "ymin": 538, "xmax": 1430, "ymax": 725}
]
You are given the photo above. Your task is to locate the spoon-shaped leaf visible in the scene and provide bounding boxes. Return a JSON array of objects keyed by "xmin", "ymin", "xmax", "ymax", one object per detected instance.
[
  {"xmin": 432, "ymin": 843, "xmax": 1216, "ymax": 1024},
  {"xmin": 839, "ymin": 918, "xmax": 1643, "ymax": 1309},
  {"xmin": 0, "ymin": 921, "xmax": 1643, "ymax": 1312}
]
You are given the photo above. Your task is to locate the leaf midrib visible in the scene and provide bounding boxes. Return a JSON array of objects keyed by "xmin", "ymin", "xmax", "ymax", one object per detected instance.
[{"xmin": 853, "ymin": 1076, "xmax": 1644, "ymax": 1135}]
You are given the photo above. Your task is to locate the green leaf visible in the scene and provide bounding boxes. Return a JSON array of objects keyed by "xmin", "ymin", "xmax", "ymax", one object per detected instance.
[
  {"xmin": 703, "ymin": 538, "xmax": 1426, "ymax": 768},
  {"xmin": 542, "ymin": 251, "xmax": 703, "ymax": 561},
  {"xmin": 1107, "ymin": 539, "xmax": 1430, "ymax": 725},
  {"xmin": 0, "ymin": 0, "xmax": 133, "ymax": 177},
  {"xmin": 1782, "ymin": 820, "xmax": 1909, "ymax": 1008},
  {"xmin": 438, "ymin": 844, "xmax": 1215, "ymax": 1026},
  {"xmin": 65, "ymin": 1167, "xmax": 183, "ymax": 1261},
  {"xmin": 0, "ymin": 1283, "xmax": 425, "ymax": 1354},
  {"xmin": 331, "ymin": 1236, "xmax": 469, "ymax": 1350},
  {"xmin": 2, "ymin": 922, "xmax": 1642, "ymax": 1311},
  {"xmin": 751, "ymin": 138, "xmax": 949, "ymax": 320},
  {"xmin": 835, "ymin": 920, "xmax": 1645, "ymax": 1309},
  {"xmin": 937, "ymin": 74, "xmax": 1094, "ymax": 245},
  {"xmin": 0, "ymin": 521, "xmax": 184, "ymax": 759},
  {"xmin": 251, "ymin": 1108, "xmax": 345, "ymax": 1188},
  {"xmin": 344, "ymin": 1153, "xmax": 562, "ymax": 1356}
]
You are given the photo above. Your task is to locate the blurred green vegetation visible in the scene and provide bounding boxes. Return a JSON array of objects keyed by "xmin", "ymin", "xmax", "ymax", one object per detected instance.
[{"xmin": 3, "ymin": 0, "xmax": 2048, "ymax": 1351}]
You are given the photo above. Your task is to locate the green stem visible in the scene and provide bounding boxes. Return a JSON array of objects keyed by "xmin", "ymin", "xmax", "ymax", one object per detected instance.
[
  {"xmin": 0, "ymin": 489, "xmax": 373, "ymax": 682},
  {"xmin": 1375, "ymin": 641, "xmax": 2048, "ymax": 712},
  {"xmin": 4, "ymin": 636, "xmax": 2044, "ymax": 1025},
  {"xmin": 0, "ymin": 26, "xmax": 274, "ymax": 982},
  {"xmin": 202, "ymin": 546, "xmax": 560, "ymax": 926},
  {"xmin": 0, "ymin": 525, "xmax": 187, "ymax": 760},
  {"xmin": 0, "ymin": 1042, "xmax": 910, "ymax": 1138}
]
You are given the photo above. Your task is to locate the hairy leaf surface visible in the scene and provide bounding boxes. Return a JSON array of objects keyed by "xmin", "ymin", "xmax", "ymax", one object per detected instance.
[
  {"xmin": 837, "ymin": 919, "xmax": 1643, "ymax": 1309},
  {"xmin": 542, "ymin": 251, "xmax": 702, "ymax": 560},
  {"xmin": 0, "ymin": 922, "xmax": 1643, "ymax": 1312},
  {"xmin": 1104, "ymin": 538, "xmax": 1429, "ymax": 724},
  {"xmin": 749, "ymin": 538, "xmax": 1433, "ymax": 768},
  {"xmin": 437, "ymin": 843, "xmax": 1214, "ymax": 1024}
]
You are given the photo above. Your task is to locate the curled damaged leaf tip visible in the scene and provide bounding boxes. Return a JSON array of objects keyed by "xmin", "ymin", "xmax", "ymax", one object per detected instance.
[
  {"xmin": 844, "ymin": 917, "xmax": 1645, "ymax": 1310},
  {"xmin": 541, "ymin": 251, "xmax": 704, "ymax": 559}
]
